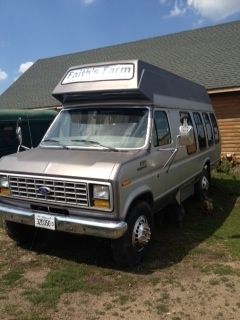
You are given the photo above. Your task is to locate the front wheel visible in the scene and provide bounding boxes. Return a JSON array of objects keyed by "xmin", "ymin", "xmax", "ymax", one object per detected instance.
[{"xmin": 111, "ymin": 201, "xmax": 153, "ymax": 267}]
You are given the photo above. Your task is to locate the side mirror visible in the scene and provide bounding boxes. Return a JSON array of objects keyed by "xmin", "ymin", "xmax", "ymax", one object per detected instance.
[
  {"xmin": 179, "ymin": 118, "xmax": 194, "ymax": 146},
  {"xmin": 16, "ymin": 117, "xmax": 30, "ymax": 152},
  {"xmin": 16, "ymin": 117, "xmax": 23, "ymax": 148}
]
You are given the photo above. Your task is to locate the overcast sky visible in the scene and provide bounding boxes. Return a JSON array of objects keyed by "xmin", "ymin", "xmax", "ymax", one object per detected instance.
[{"xmin": 1, "ymin": 0, "xmax": 240, "ymax": 94}]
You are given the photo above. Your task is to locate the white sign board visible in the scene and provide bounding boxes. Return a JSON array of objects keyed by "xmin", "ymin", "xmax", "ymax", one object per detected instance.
[{"xmin": 62, "ymin": 63, "xmax": 134, "ymax": 84}]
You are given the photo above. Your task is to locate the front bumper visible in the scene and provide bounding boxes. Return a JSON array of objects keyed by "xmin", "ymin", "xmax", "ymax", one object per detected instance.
[{"xmin": 0, "ymin": 203, "xmax": 127, "ymax": 239}]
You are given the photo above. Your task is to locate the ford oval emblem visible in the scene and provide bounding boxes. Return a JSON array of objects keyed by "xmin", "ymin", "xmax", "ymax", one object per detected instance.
[{"xmin": 37, "ymin": 186, "xmax": 52, "ymax": 196}]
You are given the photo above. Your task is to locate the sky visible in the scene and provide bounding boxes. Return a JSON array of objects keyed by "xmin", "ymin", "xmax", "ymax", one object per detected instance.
[{"xmin": 1, "ymin": 0, "xmax": 240, "ymax": 94}]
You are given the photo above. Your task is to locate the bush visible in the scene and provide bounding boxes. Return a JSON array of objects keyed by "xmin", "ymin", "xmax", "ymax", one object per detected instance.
[
  {"xmin": 217, "ymin": 158, "xmax": 232, "ymax": 174},
  {"xmin": 216, "ymin": 155, "xmax": 239, "ymax": 175}
]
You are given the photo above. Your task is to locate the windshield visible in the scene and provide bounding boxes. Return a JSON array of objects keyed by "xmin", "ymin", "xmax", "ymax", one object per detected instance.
[{"xmin": 41, "ymin": 107, "xmax": 149, "ymax": 150}]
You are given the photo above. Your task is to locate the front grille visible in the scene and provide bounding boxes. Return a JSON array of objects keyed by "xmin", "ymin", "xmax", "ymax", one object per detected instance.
[{"xmin": 9, "ymin": 175, "xmax": 89, "ymax": 207}]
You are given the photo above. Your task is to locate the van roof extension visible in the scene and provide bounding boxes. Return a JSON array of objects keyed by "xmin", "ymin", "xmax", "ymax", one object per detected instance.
[{"xmin": 52, "ymin": 60, "xmax": 212, "ymax": 110}]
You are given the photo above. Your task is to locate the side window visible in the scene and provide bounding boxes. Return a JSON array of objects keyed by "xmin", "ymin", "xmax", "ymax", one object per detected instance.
[
  {"xmin": 193, "ymin": 112, "xmax": 207, "ymax": 150},
  {"xmin": 209, "ymin": 113, "xmax": 220, "ymax": 144},
  {"xmin": 179, "ymin": 111, "xmax": 197, "ymax": 154},
  {"xmin": 153, "ymin": 111, "xmax": 171, "ymax": 147},
  {"xmin": 202, "ymin": 113, "xmax": 214, "ymax": 146}
]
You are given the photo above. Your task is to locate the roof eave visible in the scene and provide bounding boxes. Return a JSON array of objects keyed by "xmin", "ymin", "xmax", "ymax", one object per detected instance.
[{"xmin": 208, "ymin": 86, "xmax": 240, "ymax": 94}]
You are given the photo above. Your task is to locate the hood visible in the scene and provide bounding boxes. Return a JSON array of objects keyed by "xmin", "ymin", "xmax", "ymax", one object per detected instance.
[{"xmin": 0, "ymin": 147, "xmax": 141, "ymax": 180}]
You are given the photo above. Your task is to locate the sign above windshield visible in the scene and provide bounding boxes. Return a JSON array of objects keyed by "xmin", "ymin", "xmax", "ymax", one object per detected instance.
[{"xmin": 62, "ymin": 63, "xmax": 134, "ymax": 84}]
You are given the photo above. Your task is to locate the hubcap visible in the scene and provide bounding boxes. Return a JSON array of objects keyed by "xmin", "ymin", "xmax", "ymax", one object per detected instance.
[
  {"xmin": 201, "ymin": 175, "xmax": 209, "ymax": 191},
  {"xmin": 132, "ymin": 215, "xmax": 151, "ymax": 250}
]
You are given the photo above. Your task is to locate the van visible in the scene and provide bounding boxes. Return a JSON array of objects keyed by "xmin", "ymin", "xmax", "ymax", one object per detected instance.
[
  {"xmin": 0, "ymin": 60, "xmax": 220, "ymax": 266},
  {"xmin": 0, "ymin": 109, "xmax": 57, "ymax": 158}
]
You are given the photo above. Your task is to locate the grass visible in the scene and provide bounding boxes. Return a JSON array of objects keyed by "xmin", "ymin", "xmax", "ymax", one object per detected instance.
[
  {"xmin": 156, "ymin": 303, "xmax": 169, "ymax": 314},
  {"xmin": 23, "ymin": 262, "xmax": 104, "ymax": 308},
  {"xmin": 116, "ymin": 294, "xmax": 130, "ymax": 305},
  {"xmin": 1, "ymin": 304, "xmax": 19, "ymax": 317},
  {"xmin": 0, "ymin": 170, "xmax": 239, "ymax": 319},
  {"xmin": 201, "ymin": 264, "xmax": 240, "ymax": 276},
  {"xmin": 150, "ymin": 171, "xmax": 240, "ymax": 265},
  {"xmin": 1, "ymin": 267, "xmax": 24, "ymax": 287}
]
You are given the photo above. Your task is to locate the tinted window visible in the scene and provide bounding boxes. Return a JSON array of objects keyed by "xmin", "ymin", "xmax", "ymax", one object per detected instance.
[
  {"xmin": 193, "ymin": 112, "xmax": 207, "ymax": 150},
  {"xmin": 202, "ymin": 113, "xmax": 214, "ymax": 146},
  {"xmin": 179, "ymin": 112, "xmax": 197, "ymax": 154},
  {"xmin": 209, "ymin": 113, "xmax": 220, "ymax": 144},
  {"xmin": 153, "ymin": 111, "xmax": 171, "ymax": 146}
]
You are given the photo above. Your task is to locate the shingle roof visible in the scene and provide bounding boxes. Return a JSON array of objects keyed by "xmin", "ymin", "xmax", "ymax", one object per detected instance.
[{"xmin": 0, "ymin": 20, "xmax": 240, "ymax": 110}]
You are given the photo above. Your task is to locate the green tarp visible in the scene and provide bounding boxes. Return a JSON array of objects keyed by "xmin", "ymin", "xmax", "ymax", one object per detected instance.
[{"xmin": 0, "ymin": 109, "xmax": 57, "ymax": 157}]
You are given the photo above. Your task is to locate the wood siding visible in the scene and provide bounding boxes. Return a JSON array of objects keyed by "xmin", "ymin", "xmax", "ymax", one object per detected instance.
[{"xmin": 210, "ymin": 92, "xmax": 240, "ymax": 161}]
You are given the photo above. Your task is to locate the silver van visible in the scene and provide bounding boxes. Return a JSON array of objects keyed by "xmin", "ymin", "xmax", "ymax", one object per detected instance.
[{"xmin": 0, "ymin": 60, "xmax": 220, "ymax": 266}]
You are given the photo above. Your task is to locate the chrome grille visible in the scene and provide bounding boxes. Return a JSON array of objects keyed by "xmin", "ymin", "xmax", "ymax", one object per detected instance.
[{"xmin": 9, "ymin": 175, "xmax": 88, "ymax": 207}]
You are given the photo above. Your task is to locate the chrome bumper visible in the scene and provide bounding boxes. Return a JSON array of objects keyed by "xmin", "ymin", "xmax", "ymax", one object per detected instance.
[{"xmin": 0, "ymin": 203, "xmax": 127, "ymax": 239}]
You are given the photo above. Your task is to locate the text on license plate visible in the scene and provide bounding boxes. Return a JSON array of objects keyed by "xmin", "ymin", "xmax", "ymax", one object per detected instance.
[{"xmin": 34, "ymin": 214, "xmax": 55, "ymax": 230}]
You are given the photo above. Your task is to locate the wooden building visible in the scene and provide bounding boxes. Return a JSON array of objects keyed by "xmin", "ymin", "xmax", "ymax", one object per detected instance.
[
  {"xmin": 0, "ymin": 21, "xmax": 239, "ymax": 160},
  {"xmin": 210, "ymin": 91, "xmax": 240, "ymax": 161}
]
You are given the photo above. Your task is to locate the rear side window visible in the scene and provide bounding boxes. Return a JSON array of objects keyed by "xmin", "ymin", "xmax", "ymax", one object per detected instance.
[
  {"xmin": 209, "ymin": 113, "xmax": 220, "ymax": 144},
  {"xmin": 153, "ymin": 111, "xmax": 171, "ymax": 146},
  {"xmin": 202, "ymin": 113, "xmax": 214, "ymax": 146},
  {"xmin": 179, "ymin": 112, "xmax": 197, "ymax": 154},
  {"xmin": 193, "ymin": 112, "xmax": 207, "ymax": 150}
]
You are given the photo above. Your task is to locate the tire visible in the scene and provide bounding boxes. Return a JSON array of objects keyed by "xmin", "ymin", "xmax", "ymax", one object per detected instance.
[
  {"xmin": 4, "ymin": 220, "xmax": 35, "ymax": 244},
  {"xmin": 111, "ymin": 201, "xmax": 153, "ymax": 267},
  {"xmin": 195, "ymin": 166, "xmax": 211, "ymax": 200}
]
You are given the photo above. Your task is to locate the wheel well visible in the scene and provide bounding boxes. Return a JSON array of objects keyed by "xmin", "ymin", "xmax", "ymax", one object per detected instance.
[
  {"xmin": 126, "ymin": 192, "xmax": 154, "ymax": 219},
  {"xmin": 204, "ymin": 160, "xmax": 211, "ymax": 180},
  {"xmin": 204, "ymin": 160, "xmax": 210, "ymax": 171}
]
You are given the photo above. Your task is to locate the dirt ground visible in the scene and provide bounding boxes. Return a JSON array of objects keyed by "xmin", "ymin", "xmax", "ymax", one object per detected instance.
[{"xmin": 1, "ymin": 223, "xmax": 240, "ymax": 320}]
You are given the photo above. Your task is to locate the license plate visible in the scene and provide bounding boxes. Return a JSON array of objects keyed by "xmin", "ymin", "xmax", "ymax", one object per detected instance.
[{"xmin": 34, "ymin": 214, "xmax": 55, "ymax": 230}]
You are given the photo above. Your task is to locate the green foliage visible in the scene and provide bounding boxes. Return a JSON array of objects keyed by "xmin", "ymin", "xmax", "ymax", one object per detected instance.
[{"xmin": 217, "ymin": 158, "xmax": 232, "ymax": 174}]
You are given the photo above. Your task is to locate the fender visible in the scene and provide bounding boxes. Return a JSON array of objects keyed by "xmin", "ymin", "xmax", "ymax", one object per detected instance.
[{"xmin": 121, "ymin": 184, "xmax": 153, "ymax": 220}]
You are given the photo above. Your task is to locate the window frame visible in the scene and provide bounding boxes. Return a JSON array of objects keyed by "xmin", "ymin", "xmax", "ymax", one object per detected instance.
[
  {"xmin": 152, "ymin": 109, "xmax": 172, "ymax": 148},
  {"xmin": 202, "ymin": 112, "xmax": 214, "ymax": 147},
  {"xmin": 193, "ymin": 112, "xmax": 207, "ymax": 151},
  {"xmin": 209, "ymin": 113, "xmax": 220, "ymax": 144},
  {"xmin": 179, "ymin": 111, "xmax": 197, "ymax": 155}
]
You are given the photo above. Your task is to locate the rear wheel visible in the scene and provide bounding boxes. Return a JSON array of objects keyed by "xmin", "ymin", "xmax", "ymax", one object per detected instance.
[
  {"xmin": 4, "ymin": 220, "xmax": 36, "ymax": 244},
  {"xmin": 111, "ymin": 201, "xmax": 153, "ymax": 267},
  {"xmin": 195, "ymin": 166, "xmax": 211, "ymax": 200}
]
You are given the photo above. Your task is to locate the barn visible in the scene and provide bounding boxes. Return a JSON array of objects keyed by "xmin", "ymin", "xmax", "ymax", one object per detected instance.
[{"xmin": 0, "ymin": 21, "xmax": 239, "ymax": 160}]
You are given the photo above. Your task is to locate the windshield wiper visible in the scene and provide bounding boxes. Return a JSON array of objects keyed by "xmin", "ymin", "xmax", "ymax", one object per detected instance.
[
  {"xmin": 71, "ymin": 139, "xmax": 119, "ymax": 152},
  {"xmin": 41, "ymin": 138, "xmax": 69, "ymax": 149}
]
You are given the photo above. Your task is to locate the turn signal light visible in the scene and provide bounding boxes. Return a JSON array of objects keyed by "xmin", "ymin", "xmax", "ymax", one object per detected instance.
[
  {"xmin": 0, "ymin": 188, "xmax": 11, "ymax": 196},
  {"xmin": 93, "ymin": 199, "xmax": 110, "ymax": 209}
]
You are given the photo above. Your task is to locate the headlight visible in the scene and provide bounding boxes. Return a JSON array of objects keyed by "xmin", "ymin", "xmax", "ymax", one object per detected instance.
[
  {"xmin": 0, "ymin": 176, "xmax": 9, "ymax": 188},
  {"xmin": 93, "ymin": 185, "xmax": 110, "ymax": 200},
  {"xmin": 91, "ymin": 184, "xmax": 111, "ymax": 210},
  {"xmin": 0, "ymin": 175, "xmax": 11, "ymax": 196}
]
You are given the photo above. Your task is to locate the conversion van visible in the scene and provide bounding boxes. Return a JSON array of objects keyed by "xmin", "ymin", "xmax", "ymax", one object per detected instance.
[{"xmin": 0, "ymin": 60, "xmax": 220, "ymax": 266}]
